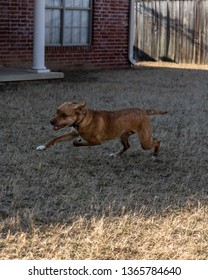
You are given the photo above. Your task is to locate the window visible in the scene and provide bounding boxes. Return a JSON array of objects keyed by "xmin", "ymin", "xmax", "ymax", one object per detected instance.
[{"xmin": 45, "ymin": 0, "xmax": 92, "ymax": 46}]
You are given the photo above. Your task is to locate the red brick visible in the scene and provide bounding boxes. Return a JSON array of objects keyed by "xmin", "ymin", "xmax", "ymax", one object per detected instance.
[{"xmin": 0, "ymin": 0, "xmax": 130, "ymax": 69}]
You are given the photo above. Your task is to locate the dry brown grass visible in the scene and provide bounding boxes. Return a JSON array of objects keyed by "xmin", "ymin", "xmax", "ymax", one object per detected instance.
[
  {"xmin": 0, "ymin": 67, "xmax": 208, "ymax": 259},
  {"xmin": 1, "ymin": 206, "xmax": 208, "ymax": 259}
]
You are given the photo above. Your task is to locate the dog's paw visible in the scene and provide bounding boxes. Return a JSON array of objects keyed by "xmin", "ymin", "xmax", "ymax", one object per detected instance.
[
  {"xmin": 36, "ymin": 145, "xmax": 46, "ymax": 151},
  {"xmin": 109, "ymin": 153, "xmax": 118, "ymax": 158},
  {"xmin": 73, "ymin": 137, "xmax": 82, "ymax": 146},
  {"xmin": 151, "ymin": 155, "xmax": 161, "ymax": 162}
]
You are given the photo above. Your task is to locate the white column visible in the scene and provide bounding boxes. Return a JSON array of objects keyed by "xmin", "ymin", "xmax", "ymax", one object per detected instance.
[{"xmin": 32, "ymin": 0, "xmax": 50, "ymax": 72}]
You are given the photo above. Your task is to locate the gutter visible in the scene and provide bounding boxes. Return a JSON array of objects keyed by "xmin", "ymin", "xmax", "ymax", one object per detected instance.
[{"xmin": 128, "ymin": 0, "xmax": 136, "ymax": 65}]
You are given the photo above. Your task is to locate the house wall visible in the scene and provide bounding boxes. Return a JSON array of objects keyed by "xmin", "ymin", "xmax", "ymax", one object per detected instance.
[
  {"xmin": 0, "ymin": 0, "xmax": 34, "ymax": 68},
  {"xmin": 0, "ymin": 0, "xmax": 130, "ymax": 70}
]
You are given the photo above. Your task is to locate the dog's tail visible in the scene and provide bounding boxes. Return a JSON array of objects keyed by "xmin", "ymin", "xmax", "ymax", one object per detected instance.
[{"xmin": 145, "ymin": 109, "xmax": 168, "ymax": 116}]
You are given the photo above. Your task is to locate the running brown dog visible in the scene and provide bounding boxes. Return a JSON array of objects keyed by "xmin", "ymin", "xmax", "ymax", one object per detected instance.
[{"xmin": 36, "ymin": 101, "xmax": 167, "ymax": 157}]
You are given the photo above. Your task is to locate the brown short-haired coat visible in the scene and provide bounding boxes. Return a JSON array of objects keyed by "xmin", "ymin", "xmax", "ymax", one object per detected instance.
[{"xmin": 36, "ymin": 101, "xmax": 167, "ymax": 157}]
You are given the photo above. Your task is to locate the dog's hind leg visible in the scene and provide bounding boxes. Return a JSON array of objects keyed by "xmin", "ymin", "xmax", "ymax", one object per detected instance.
[
  {"xmin": 109, "ymin": 132, "xmax": 131, "ymax": 157},
  {"xmin": 138, "ymin": 123, "xmax": 160, "ymax": 157},
  {"xmin": 141, "ymin": 139, "xmax": 160, "ymax": 157}
]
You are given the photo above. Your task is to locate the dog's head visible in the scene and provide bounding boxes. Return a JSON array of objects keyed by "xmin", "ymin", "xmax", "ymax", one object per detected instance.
[{"xmin": 50, "ymin": 101, "xmax": 87, "ymax": 130}]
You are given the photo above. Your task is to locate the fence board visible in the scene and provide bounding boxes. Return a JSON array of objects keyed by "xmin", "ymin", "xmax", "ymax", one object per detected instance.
[{"xmin": 134, "ymin": 0, "xmax": 208, "ymax": 64}]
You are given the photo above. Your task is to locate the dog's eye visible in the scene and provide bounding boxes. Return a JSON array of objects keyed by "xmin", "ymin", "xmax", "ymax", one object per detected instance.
[{"xmin": 62, "ymin": 113, "xmax": 68, "ymax": 118}]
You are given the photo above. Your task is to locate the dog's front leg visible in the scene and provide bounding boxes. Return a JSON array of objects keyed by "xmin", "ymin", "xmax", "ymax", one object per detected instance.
[
  {"xmin": 73, "ymin": 138, "xmax": 101, "ymax": 147},
  {"xmin": 36, "ymin": 129, "xmax": 78, "ymax": 151}
]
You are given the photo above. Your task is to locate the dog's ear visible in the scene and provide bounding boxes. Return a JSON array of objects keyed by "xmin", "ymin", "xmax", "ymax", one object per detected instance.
[
  {"xmin": 80, "ymin": 99, "xmax": 87, "ymax": 108},
  {"xmin": 74, "ymin": 100, "xmax": 87, "ymax": 114}
]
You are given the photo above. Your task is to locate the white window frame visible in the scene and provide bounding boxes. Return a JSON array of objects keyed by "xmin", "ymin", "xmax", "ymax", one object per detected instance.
[{"xmin": 45, "ymin": 0, "xmax": 93, "ymax": 46}]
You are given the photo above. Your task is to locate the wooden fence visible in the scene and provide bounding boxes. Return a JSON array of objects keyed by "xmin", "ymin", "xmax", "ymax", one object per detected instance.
[{"xmin": 134, "ymin": 0, "xmax": 208, "ymax": 64}]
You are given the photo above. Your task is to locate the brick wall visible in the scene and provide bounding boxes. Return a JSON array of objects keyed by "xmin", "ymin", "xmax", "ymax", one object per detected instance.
[
  {"xmin": 0, "ymin": 0, "xmax": 130, "ymax": 70},
  {"xmin": 0, "ymin": 0, "xmax": 34, "ymax": 67}
]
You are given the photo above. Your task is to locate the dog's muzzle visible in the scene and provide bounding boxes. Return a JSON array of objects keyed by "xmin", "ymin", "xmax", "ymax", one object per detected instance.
[{"xmin": 50, "ymin": 118, "xmax": 66, "ymax": 130}]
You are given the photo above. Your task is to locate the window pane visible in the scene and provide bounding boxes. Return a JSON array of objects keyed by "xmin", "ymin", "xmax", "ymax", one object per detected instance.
[
  {"xmin": 65, "ymin": 0, "xmax": 91, "ymax": 9},
  {"xmin": 46, "ymin": 0, "xmax": 62, "ymax": 7},
  {"xmin": 64, "ymin": 9, "xmax": 90, "ymax": 45},
  {"xmin": 45, "ymin": 9, "xmax": 61, "ymax": 45},
  {"xmin": 46, "ymin": 0, "xmax": 53, "ymax": 6},
  {"xmin": 46, "ymin": 9, "xmax": 61, "ymax": 26},
  {"xmin": 65, "ymin": 10, "xmax": 72, "ymax": 27},
  {"xmin": 72, "ymin": 11, "xmax": 81, "ymax": 27},
  {"xmin": 54, "ymin": 0, "xmax": 62, "ymax": 6},
  {"xmin": 46, "ymin": 0, "xmax": 92, "ymax": 46},
  {"xmin": 81, "ymin": 11, "xmax": 89, "ymax": 28},
  {"xmin": 46, "ymin": 27, "xmax": 61, "ymax": 45},
  {"xmin": 64, "ymin": 28, "xmax": 72, "ymax": 44},
  {"xmin": 45, "ymin": 27, "xmax": 51, "ymax": 45},
  {"xmin": 53, "ymin": 9, "xmax": 61, "ymax": 26},
  {"xmin": 65, "ymin": 0, "xmax": 73, "ymax": 8},
  {"xmin": 45, "ymin": 9, "xmax": 52, "ymax": 26},
  {"xmin": 81, "ymin": 28, "xmax": 88, "ymax": 44},
  {"xmin": 82, "ymin": 0, "xmax": 91, "ymax": 8},
  {"xmin": 64, "ymin": 27, "xmax": 89, "ymax": 45},
  {"xmin": 65, "ymin": 0, "xmax": 84, "ymax": 8},
  {"xmin": 76, "ymin": 0, "xmax": 83, "ymax": 8},
  {"xmin": 52, "ymin": 27, "xmax": 61, "ymax": 43},
  {"xmin": 65, "ymin": 10, "xmax": 81, "ymax": 27},
  {"xmin": 64, "ymin": 27, "xmax": 80, "ymax": 44},
  {"xmin": 72, "ymin": 28, "xmax": 80, "ymax": 44}
]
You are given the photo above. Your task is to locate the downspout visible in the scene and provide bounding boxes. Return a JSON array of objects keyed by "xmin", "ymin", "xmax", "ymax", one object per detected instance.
[{"xmin": 128, "ymin": 0, "xmax": 136, "ymax": 65}]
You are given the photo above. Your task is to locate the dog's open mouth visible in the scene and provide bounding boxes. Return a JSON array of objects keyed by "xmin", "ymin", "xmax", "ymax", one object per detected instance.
[{"xmin": 53, "ymin": 124, "xmax": 66, "ymax": 130}]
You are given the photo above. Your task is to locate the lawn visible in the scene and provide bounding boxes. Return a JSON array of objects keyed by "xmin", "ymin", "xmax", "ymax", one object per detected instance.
[{"xmin": 0, "ymin": 66, "xmax": 208, "ymax": 259}]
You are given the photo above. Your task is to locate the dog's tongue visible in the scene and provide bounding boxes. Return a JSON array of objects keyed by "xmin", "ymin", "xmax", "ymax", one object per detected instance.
[{"xmin": 53, "ymin": 124, "xmax": 65, "ymax": 130}]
